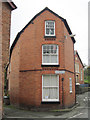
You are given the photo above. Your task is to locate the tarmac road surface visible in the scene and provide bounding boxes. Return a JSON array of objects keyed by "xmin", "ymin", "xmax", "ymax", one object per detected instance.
[{"xmin": 2, "ymin": 91, "xmax": 90, "ymax": 119}]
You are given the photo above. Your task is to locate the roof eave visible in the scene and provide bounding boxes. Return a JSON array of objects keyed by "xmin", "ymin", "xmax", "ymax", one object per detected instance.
[
  {"xmin": 7, "ymin": 0, "xmax": 17, "ymax": 10},
  {"xmin": 75, "ymin": 51, "xmax": 84, "ymax": 68}
]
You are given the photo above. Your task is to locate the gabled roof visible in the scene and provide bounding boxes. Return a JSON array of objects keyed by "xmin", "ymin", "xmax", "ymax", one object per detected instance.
[
  {"xmin": 10, "ymin": 7, "xmax": 76, "ymax": 59},
  {"xmin": 74, "ymin": 50, "xmax": 84, "ymax": 68}
]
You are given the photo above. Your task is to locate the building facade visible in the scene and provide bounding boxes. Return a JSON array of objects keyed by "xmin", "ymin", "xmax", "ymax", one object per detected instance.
[
  {"xmin": 9, "ymin": 7, "xmax": 76, "ymax": 109},
  {"xmin": 0, "ymin": 1, "xmax": 16, "ymax": 118},
  {"xmin": 75, "ymin": 51, "xmax": 84, "ymax": 85}
]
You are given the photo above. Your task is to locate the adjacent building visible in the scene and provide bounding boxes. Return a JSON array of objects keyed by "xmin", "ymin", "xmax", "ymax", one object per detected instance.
[
  {"xmin": 9, "ymin": 7, "xmax": 76, "ymax": 109},
  {"xmin": 0, "ymin": 0, "xmax": 17, "ymax": 118},
  {"xmin": 74, "ymin": 50, "xmax": 84, "ymax": 85}
]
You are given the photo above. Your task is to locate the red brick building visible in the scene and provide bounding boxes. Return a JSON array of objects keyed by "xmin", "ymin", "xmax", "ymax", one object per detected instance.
[
  {"xmin": 74, "ymin": 50, "xmax": 84, "ymax": 85},
  {"xmin": 0, "ymin": 0, "xmax": 17, "ymax": 118},
  {"xmin": 9, "ymin": 7, "xmax": 76, "ymax": 109},
  {"xmin": 2, "ymin": 0, "xmax": 17, "ymax": 92}
]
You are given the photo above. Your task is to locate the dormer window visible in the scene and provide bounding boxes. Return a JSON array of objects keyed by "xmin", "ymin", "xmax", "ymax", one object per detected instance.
[{"xmin": 45, "ymin": 21, "xmax": 55, "ymax": 36}]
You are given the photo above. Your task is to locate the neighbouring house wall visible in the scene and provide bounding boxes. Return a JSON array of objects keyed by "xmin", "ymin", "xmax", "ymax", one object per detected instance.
[
  {"xmin": 2, "ymin": 2, "xmax": 11, "ymax": 93},
  {"xmin": 75, "ymin": 53, "xmax": 84, "ymax": 84},
  {"xmin": 10, "ymin": 38, "xmax": 20, "ymax": 106},
  {"xmin": 0, "ymin": 2, "xmax": 2, "ymax": 118}
]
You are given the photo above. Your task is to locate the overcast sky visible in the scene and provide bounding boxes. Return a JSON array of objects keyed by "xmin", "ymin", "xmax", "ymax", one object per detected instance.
[{"xmin": 11, "ymin": 0, "xmax": 89, "ymax": 65}]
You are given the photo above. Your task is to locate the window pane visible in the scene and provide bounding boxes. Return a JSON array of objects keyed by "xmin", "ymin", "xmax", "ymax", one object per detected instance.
[
  {"xmin": 50, "ymin": 88, "xmax": 58, "ymax": 99},
  {"xmin": 51, "ymin": 75, "xmax": 58, "ymax": 86},
  {"xmin": 51, "ymin": 45, "xmax": 53, "ymax": 53},
  {"xmin": 43, "ymin": 45, "xmax": 46, "ymax": 50},
  {"xmin": 43, "ymin": 75, "xmax": 59, "ymax": 100},
  {"xmin": 43, "ymin": 88, "xmax": 58, "ymax": 99},
  {"xmin": 50, "ymin": 29, "xmax": 54, "ymax": 34},
  {"xmin": 69, "ymin": 78, "xmax": 72, "ymax": 92},
  {"xmin": 43, "ymin": 88, "xmax": 49, "ymax": 99},
  {"xmin": 43, "ymin": 55, "xmax": 48, "ymax": 63},
  {"xmin": 45, "ymin": 21, "xmax": 55, "ymax": 36},
  {"xmin": 46, "ymin": 29, "xmax": 49, "ymax": 34},
  {"xmin": 43, "ymin": 49, "xmax": 46, "ymax": 54},
  {"xmin": 70, "ymin": 87, "xmax": 72, "ymax": 92},
  {"xmin": 43, "ymin": 75, "xmax": 58, "ymax": 86},
  {"xmin": 43, "ymin": 75, "xmax": 50, "ymax": 86},
  {"xmin": 51, "ymin": 55, "xmax": 57, "ymax": 63},
  {"xmin": 42, "ymin": 45, "xmax": 58, "ymax": 64}
]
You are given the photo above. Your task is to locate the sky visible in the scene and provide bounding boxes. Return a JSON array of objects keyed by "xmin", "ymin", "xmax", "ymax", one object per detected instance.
[{"xmin": 10, "ymin": 0, "xmax": 89, "ymax": 65}]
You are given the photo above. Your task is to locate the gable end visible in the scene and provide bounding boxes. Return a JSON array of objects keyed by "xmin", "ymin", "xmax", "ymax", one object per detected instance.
[{"xmin": 10, "ymin": 7, "xmax": 76, "ymax": 59}]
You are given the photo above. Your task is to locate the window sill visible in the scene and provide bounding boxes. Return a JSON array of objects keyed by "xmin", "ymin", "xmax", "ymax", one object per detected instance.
[
  {"xmin": 44, "ymin": 36, "xmax": 56, "ymax": 38},
  {"xmin": 41, "ymin": 64, "xmax": 60, "ymax": 67},
  {"xmin": 41, "ymin": 101, "xmax": 60, "ymax": 104}
]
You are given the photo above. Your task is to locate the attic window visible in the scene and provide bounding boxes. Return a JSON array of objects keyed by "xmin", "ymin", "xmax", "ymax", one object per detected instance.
[{"xmin": 45, "ymin": 21, "xmax": 55, "ymax": 36}]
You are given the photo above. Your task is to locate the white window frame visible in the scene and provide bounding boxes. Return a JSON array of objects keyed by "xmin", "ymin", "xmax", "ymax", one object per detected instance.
[
  {"xmin": 75, "ymin": 63, "xmax": 79, "ymax": 73},
  {"xmin": 81, "ymin": 69, "xmax": 82, "ymax": 81},
  {"xmin": 42, "ymin": 75, "xmax": 59, "ymax": 102},
  {"xmin": 69, "ymin": 78, "xmax": 72, "ymax": 93},
  {"xmin": 45, "ymin": 21, "xmax": 55, "ymax": 36},
  {"xmin": 42, "ymin": 44, "xmax": 59, "ymax": 65}
]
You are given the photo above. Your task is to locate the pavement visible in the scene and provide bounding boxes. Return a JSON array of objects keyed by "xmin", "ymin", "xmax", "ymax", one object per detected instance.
[{"xmin": 2, "ymin": 92, "xmax": 90, "ymax": 119}]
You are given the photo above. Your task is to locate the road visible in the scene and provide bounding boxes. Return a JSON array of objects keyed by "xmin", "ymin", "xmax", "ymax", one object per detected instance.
[
  {"xmin": 3, "ymin": 92, "xmax": 90, "ymax": 119},
  {"xmin": 59, "ymin": 91, "xmax": 89, "ymax": 119}
]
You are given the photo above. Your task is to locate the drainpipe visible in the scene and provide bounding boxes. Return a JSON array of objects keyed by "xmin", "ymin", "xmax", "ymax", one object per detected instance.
[{"xmin": 62, "ymin": 77, "xmax": 64, "ymax": 108}]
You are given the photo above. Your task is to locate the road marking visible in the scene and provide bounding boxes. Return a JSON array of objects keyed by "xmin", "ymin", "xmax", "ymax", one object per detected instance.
[
  {"xmin": 66, "ymin": 113, "xmax": 87, "ymax": 120},
  {"xmin": 69, "ymin": 113, "xmax": 83, "ymax": 118}
]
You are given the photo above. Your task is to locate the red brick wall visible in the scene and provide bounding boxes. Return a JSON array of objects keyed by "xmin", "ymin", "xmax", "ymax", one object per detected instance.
[
  {"xmin": 0, "ymin": 2, "xmax": 2, "ymax": 118},
  {"xmin": 2, "ymin": 2, "xmax": 11, "ymax": 92},
  {"xmin": 63, "ymin": 71, "xmax": 75, "ymax": 108},
  {"xmin": 10, "ymin": 37, "xmax": 21, "ymax": 106},
  {"xmin": 0, "ymin": 2, "xmax": 12, "ymax": 118},
  {"xmin": 75, "ymin": 52, "xmax": 84, "ymax": 84},
  {"xmin": 20, "ymin": 11, "xmax": 65, "ymax": 70},
  {"xmin": 64, "ymin": 24, "xmax": 75, "ymax": 72},
  {"xmin": 10, "ymin": 9, "xmax": 75, "ymax": 108}
]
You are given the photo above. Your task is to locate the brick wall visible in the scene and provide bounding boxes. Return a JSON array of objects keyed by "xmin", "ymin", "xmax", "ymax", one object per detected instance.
[
  {"xmin": 2, "ymin": 2, "xmax": 11, "ymax": 92},
  {"xmin": 63, "ymin": 71, "xmax": 75, "ymax": 108},
  {"xmin": 64, "ymin": 24, "xmax": 75, "ymax": 72},
  {"xmin": 20, "ymin": 11, "xmax": 65, "ymax": 70},
  {"xmin": 10, "ymin": 38, "xmax": 20, "ymax": 106},
  {"xmin": 0, "ymin": 1, "xmax": 2, "ymax": 119},
  {"xmin": 0, "ymin": 2, "xmax": 12, "ymax": 118},
  {"xmin": 10, "ymin": 9, "xmax": 75, "ymax": 108},
  {"xmin": 75, "ymin": 52, "xmax": 84, "ymax": 84}
]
